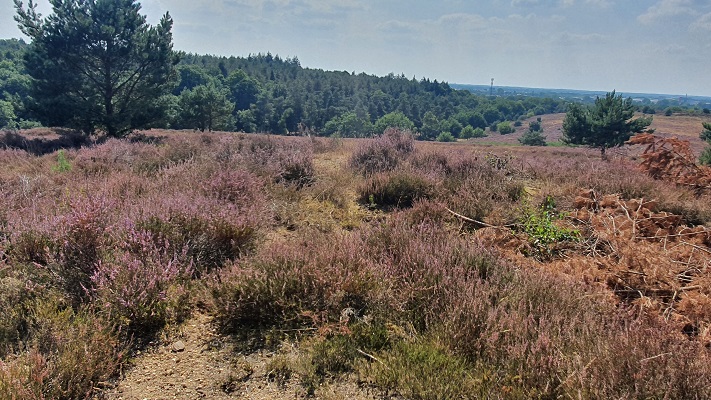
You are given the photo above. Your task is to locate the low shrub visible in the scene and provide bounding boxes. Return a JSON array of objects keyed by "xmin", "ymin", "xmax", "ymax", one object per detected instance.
[
  {"xmin": 370, "ymin": 339, "xmax": 476, "ymax": 400},
  {"xmin": 518, "ymin": 130, "xmax": 547, "ymax": 146},
  {"xmin": 435, "ymin": 131, "xmax": 456, "ymax": 142},
  {"xmin": 298, "ymin": 321, "xmax": 391, "ymax": 394},
  {"xmin": 240, "ymin": 135, "xmax": 316, "ymax": 187},
  {"xmin": 211, "ymin": 235, "xmax": 376, "ymax": 331},
  {"xmin": 0, "ymin": 299, "xmax": 124, "ymax": 400},
  {"xmin": 137, "ymin": 210, "xmax": 257, "ymax": 276},
  {"xmin": 0, "ymin": 274, "xmax": 33, "ymax": 357},
  {"xmin": 55, "ymin": 195, "xmax": 115, "ymax": 304},
  {"xmin": 7, "ymin": 230, "xmax": 54, "ymax": 265},
  {"xmin": 357, "ymin": 172, "xmax": 434, "ymax": 209},
  {"xmin": 91, "ymin": 226, "xmax": 193, "ymax": 332},
  {"xmin": 201, "ymin": 168, "xmax": 265, "ymax": 205},
  {"xmin": 517, "ymin": 196, "xmax": 579, "ymax": 259},
  {"xmin": 348, "ymin": 128, "xmax": 415, "ymax": 175}
]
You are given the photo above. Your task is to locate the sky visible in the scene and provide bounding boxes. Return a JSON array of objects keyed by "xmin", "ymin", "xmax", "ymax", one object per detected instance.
[{"xmin": 3, "ymin": 0, "xmax": 711, "ymax": 96}]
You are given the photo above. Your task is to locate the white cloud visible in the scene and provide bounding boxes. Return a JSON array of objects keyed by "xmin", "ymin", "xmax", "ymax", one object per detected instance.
[
  {"xmin": 691, "ymin": 12, "xmax": 711, "ymax": 31},
  {"xmin": 554, "ymin": 31, "xmax": 609, "ymax": 46},
  {"xmin": 436, "ymin": 13, "xmax": 487, "ymax": 28},
  {"xmin": 638, "ymin": 0, "xmax": 698, "ymax": 24},
  {"xmin": 509, "ymin": 0, "xmax": 611, "ymax": 7},
  {"xmin": 585, "ymin": 0, "xmax": 612, "ymax": 7},
  {"xmin": 377, "ymin": 20, "xmax": 417, "ymax": 34}
]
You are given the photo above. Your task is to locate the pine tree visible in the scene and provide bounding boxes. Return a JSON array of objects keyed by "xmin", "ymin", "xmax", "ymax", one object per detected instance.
[{"xmin": 14, "ymin": 0, "xmax": 179, "ymax": 137}]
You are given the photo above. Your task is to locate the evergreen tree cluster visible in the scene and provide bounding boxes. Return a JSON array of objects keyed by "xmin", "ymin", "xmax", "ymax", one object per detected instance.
[
  {"xmin": 167, "ymin": 52, "xmax": 569, "ymax": 137},
  {"xmin": 0, "ymin": 37, "xmax": 567, "ymax": 136}
]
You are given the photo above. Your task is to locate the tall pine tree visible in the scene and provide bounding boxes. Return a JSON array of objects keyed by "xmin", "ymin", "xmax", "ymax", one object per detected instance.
[{"xmin": 15, "ymin": 0, "xmax": 179, "ymax": 137}]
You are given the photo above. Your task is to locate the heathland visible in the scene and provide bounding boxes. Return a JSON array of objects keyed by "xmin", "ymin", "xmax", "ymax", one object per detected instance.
[{"xmin": 2, "ymin": 111, "xmax": 711, "ymax": 398}]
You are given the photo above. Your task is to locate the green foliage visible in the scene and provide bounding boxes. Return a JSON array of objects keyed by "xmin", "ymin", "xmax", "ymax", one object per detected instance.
[
  {"xmin": 52, "ymin": 149, "xmax": 72, "ymax": 173},
  {"xmin": 435, "ymin": 131, "xmax": 456, "ymax": 142},
  {"xmin": 562, "ymin": 91, "xmax": 652, "ymax": 157},
  {"xmin": 172, "ymin": 64, "xmax": 216, "ymax": 95},
  {"xmin": 458, "ymin": 125, "xmax": 473, "ymax": 139},
  {"xmin": 518, "ymin": 120, "xmax": 546, "ymax": 146},
  {"xmin": 518, "ymin": 130, "xmax": 546, "ymax": 146},
  {"xmin": 358, "ymin": 172, "xmax": 434, "ymax": 209},
  {"xmin": 497, "ymin": 121, "xmax": 515, "ymax": 134},
  {"xmin": 0, "ymin": 58, "xmax": 32, "ymax": 124},
  {"xmin": 700, "ymin": 122, "xmax": 711, "ymax": 143},
  {"xmin": 419, "ymin": 111, "xmax": 441, "ymax": 140},
  {"xmin": 483, "ymin": 107, "xmax": 504, "ymax": 125},
  {"xmin": 374, "ymin": 111, "xmax": 415, "ymax": 135},
  {"xmin": 699, "ymin": 123, "xmax": 711, "ymax": 165},
  {"xmin": 14, "ymin": 0, "xmax": 179, "ymax": 137},
  {"xmin": 299, "ymin": 322, "xmax": 391, "ymax": 394},
  {"xmin": 454, "ymin": 111, "xmax": 487, "ymax": 130},
  {"xmin": 226, "ymin": 69, "xmax": 260, "ymax": 111},
  {"xmin": 0, "ymin": 99, "xmax": 17, "ymax": 129},
  {"xmin": 372, "ymin": 339, "xmax": 476, "ymax": 400},
  {"xmin": 322, "ymin": 111, "xmax": 373, "ymax": 138},
  {"xmin": 518, "ymin": 196, "xmax": 579, "ymax": 259},
  {"xmin": 699, "ymin": 147, "xmax": 711, "ymax": 166},
  {"xmin": 178, "ymin": 82, "xmax": 235, "ymax": 131}
]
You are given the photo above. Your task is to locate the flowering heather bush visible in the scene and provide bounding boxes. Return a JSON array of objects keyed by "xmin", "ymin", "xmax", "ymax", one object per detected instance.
[
  {"xmin": 91, "ymin": 225, "xmax": 193, "ymax": 332},
  {"xmin": 239, "ymin": 135, "xmax": 316, "ymax": 187},
  {"xmin": 54, "ymin": 195, "xmax": 115, "ymax": 303},
  {"xmin": 202, "ymin": 168, "xmax": 265, "ymax": 205},
  {"xmin": 72, "ymin": 138, "xmax": 155, "ymax": 175},
  {"xmin": 0, "ymin": 131, "xmax": 283, "ymax": 398},
  {"xmin": 0, "ymin": 275, "xmax": 33, "ymax": 357},
  {"xmin": 348, "ymin": 128, "xmax": 415, "ymax": 176},
  {"xmin": 521, "ymin": 154, "xmax": 711, "ymax": 224},
  {"xmin": 136, "ymin": 194, "xmax": 263, "ymax": 275},
  {"xmin": 407, "ymin": 149, "xmax": 524, "ymax": 223},
  {"xmin": 213, "ymin": 214, "xmax": 711, "ymax": 397},
  {"xmin": 212, "ymin": 234, "xmax": 377, "ymax": 330}
]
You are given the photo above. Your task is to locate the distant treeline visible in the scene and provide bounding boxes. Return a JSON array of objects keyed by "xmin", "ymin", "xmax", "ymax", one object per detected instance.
[
  {"xmin": 169, "ymin": 52, "xmax": 568, "ymax": 137},
  {"xmin": 5, "ymin": 38, "xmax": 704, "ymax": 138}
]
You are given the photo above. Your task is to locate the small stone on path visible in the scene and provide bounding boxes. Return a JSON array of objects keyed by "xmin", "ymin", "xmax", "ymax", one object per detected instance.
[{"xmin": 172, "ymin": 340, "xmax": 186, "ymax": 352}]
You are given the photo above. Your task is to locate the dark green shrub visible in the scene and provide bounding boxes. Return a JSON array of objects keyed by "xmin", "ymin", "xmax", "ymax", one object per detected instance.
[
  {"xmin": 435, "ymin": 131, "xmax": 456, "ymax": 142},
  {"xmin": 497, "ymin": 121, "xmax": 515, "ymax": 134},
  {"xmin": 358, "ymin": 172, "xmax": 434, "ymax": 209},
  {"xmin": 518, "ymin": 130, "xmax": 547, "ymax": 146}
]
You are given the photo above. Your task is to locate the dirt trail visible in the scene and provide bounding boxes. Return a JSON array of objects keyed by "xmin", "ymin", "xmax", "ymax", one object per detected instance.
[
  {"xmin": 98, "ymin": 148, "xmax": 382, "ymax": 400},
  {"xmin": 99, "ymin": 312, "xmax": 297, "ymax": 400}
]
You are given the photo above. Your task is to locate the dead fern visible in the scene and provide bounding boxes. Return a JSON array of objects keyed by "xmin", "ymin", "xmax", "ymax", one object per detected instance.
[{"xmin": 627, "ymin": 133, "xmax": 711, "ymax": 189}]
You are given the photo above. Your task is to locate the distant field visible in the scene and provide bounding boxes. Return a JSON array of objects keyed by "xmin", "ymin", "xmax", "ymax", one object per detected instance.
[{"xmin": 468, "ymin": 113, "xmax": 711, "ymax": 155}]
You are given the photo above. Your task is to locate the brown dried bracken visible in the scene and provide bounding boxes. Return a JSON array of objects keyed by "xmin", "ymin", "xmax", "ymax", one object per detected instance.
[
  {"xmin": 627, "ymin": 133, "xmax": 711, "ymax": 189},
  {"xmin": 570, "ymin": 188, "xmax": 711, "ymax": 342}
]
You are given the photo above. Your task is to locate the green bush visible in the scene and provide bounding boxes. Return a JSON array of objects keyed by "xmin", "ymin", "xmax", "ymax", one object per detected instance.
[
  {"xmin": 518, "ymin": 197, "xmax": 579, "ymax": 259},
  {"xmin": 700, "ymin": 147, "xmax": 711, "ymax": 166},
  {"xmin": 518, "ymin": 130, "xmax": 547, "ymax": 146},
  {"xmin": 358, "ymin": 172, "xmax": 434, "ymax": 209},
  {"xmin": 497, "ymin": 121, "xmax": 515, "ymax": 135},
  {"xmin": 371, "ymin": 339, "xmax": 476, "ymax": 400},
  {"xmin": 435, "ymin": 131, "xmax": 456, "ymax": 142}
]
